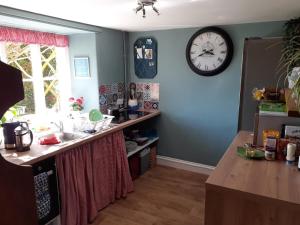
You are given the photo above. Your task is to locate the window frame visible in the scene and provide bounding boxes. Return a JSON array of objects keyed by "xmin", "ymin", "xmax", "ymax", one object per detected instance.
[{"xmin": 0, "ymin": 41, "xmax": 72, "ymax": 115}]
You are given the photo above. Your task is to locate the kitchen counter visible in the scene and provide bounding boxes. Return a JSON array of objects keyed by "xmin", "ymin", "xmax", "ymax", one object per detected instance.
[
  {"xmin": 0, "ymin": 110, "xmax": 160, "ymax": 166},
  {"xmin": 205, "ymin": 131, "xmax": 300, "ymax": 225}
]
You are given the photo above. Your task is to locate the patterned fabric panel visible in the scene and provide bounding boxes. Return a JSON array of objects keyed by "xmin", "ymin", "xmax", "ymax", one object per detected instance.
[{"xmin": 34, "ymin": 172, "xmax": 51, "ymax": 220}]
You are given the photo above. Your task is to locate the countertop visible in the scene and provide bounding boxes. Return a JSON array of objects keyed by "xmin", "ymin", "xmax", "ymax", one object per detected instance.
[
  {"xmin": 0, "ymin": 110, "xmax": 160, "ymax": 166},
  {"xmin": 206, "ymin": 131, "xmax": 300, "ymax": 205}
]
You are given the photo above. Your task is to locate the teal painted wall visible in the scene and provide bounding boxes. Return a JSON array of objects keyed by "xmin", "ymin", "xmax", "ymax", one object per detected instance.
[
  {"xmin": 128, "ymin": 21, "xmax": 285, "ymax": 166},
  {"xmin": 96, "ymin": 29, "xmax": 126, "ymax": 85},
  {"xmin": 69, "ymin": 33, "xmax": 99, "ymax": 112},
  {"xmin": 69, "ymin": 29, "xmax": 126, "ymax": 111}
]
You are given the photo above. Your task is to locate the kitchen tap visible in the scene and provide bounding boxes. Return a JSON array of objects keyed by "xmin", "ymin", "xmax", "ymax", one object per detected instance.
[{"xmin": 51, "ymin": 121, "xmax": 64, "ymax": 133}]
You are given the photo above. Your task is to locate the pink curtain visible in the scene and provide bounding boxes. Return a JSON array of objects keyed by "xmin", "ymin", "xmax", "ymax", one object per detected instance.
[
  {"xmin": 56, "ymin": 131, "xmax": 133, "ymax": 225},
  {"xmin": 0, "ymin": 26, "xmax": 69, "ymax": 47}
]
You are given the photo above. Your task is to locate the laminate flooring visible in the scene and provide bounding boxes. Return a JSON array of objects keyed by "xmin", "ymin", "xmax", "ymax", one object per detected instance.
[{"xmin": 91, "ymin": 166, "xmax": 208, "ymax": 225}]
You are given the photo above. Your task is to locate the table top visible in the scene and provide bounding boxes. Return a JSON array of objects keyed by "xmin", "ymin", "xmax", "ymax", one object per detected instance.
[
  {"xmin": 0, "ymin": 110, "xmax": 160, "ymax": 166},
  {"xmin": 206, "ymin": 131, "xmax": 300, "ymax": 205}
]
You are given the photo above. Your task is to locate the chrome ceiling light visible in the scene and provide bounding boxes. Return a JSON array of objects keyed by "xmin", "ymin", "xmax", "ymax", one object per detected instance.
[{"xmin": 135, "ymin": 0, "xmax": 160, "ymax": 18}]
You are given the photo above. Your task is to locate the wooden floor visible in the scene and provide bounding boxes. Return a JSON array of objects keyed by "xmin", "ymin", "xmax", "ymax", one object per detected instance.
[{"xmin": 91, "ymin": 166, "xmax": 208, "ymax": 225}]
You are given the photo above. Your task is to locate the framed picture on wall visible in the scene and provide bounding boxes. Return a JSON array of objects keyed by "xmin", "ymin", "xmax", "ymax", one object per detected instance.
[{"xmin": 74, "ymin": 57, "xmax": 90, "ymax": 78}]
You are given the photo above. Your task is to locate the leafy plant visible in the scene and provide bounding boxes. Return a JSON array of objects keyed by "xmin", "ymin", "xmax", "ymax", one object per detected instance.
[
  {"xmin": 0, "ymin": 108, "xmax": 18, "ymax": 124},
  {"xmin": 279, "ymin": 17, "xmax": 300, "ymax": 109},
  {"xmin": 281, "ymin": 18, "xmax": 300, "ymax": 72}
]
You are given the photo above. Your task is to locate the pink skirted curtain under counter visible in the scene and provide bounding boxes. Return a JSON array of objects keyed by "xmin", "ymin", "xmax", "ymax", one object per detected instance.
[
  {"xmin": 0, "ymin": 26, "xmax": 69, "ymax": 47},
  {"xmin": 56, "ymin": 131, "xmax": 133, "ymax": 225}
]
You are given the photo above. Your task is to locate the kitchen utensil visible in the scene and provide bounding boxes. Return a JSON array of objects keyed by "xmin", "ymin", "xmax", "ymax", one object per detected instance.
[{"xmin": 14, "ymin": 122, "xmax": 33, "ymax": 152}]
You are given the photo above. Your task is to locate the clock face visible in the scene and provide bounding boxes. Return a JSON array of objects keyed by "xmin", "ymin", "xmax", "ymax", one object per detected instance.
[{"xmin": 186, "ymin": 27, "xmax": 233, "ymax": 76}]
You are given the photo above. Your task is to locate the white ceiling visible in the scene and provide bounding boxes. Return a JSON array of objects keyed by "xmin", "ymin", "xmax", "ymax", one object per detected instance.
[
  {"xmin": 0, "ymin": 15, "xmax": 90, "ymax": 34},
  {"xmin": 0, "ymin": 0, "xmax": 299, "ymax": 32}
]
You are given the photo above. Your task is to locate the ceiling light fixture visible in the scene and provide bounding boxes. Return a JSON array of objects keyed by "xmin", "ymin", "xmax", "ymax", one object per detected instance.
[{"xmin": 135, "ymin": 0, "xmax": 160, "ymax": 18}]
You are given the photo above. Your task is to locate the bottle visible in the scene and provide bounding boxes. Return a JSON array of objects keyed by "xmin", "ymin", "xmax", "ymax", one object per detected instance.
[{"xmin": 286, "ymin": 143, "xmax": 296, "ymax": 165}]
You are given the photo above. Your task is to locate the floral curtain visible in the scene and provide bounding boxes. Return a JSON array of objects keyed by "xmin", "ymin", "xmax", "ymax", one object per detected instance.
[{"xmin": 0, "ymin": 26, "xmax": 68, "ymax": 47}]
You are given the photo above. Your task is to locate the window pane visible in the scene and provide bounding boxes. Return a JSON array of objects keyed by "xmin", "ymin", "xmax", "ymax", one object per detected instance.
[
  {"xmin": 5, "ymin": 43, "xmax": 32, "ymax": 80},
  {"xmin": 40, "ymin": 46, "xmax": 56, "ymax": 78},
  {"xmin": 44, "ymin": 80, "xmax": 60, "ymax": 110},
  {"xmin": 15, "ymin": 81, "xmax": 35, "ymax": 114}
]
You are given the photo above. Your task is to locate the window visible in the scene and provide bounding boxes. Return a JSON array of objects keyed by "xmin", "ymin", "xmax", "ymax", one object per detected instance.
[{"xmin": 0, "ymin": 42, "xmax": 71, "ymax": 115}]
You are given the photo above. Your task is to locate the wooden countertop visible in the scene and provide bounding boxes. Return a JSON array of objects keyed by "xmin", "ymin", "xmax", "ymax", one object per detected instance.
[
  {"xmin": 0, "ymin": 110, "xmax": 160, "ymax": 166},
  {"xmin": 206, "ymin": 131, "xmax": 300, "ymax": 205}
]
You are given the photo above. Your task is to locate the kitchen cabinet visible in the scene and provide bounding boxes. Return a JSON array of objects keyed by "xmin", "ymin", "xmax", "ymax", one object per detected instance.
[
  {"xmin": 0, "ymin": 110, "xmax": 160, "ymax": 225},
  {"xmin": 205, "ymin": 131, "xmax": 300, "ymax": 225}
]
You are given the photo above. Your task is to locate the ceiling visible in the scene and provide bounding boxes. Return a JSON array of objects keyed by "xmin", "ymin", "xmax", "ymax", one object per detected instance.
[
  {"xmin": 0, "ymin": 0, "xmax": 299, "ymax": 32},
  {"xmin": 0, "ymin": 15, "xmax": 90, "ymax": 34}
]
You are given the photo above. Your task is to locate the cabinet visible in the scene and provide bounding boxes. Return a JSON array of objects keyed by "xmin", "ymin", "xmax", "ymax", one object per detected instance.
[{"xmin": 0, "ymin": 155, "xmax": 59, "ymax": 225}]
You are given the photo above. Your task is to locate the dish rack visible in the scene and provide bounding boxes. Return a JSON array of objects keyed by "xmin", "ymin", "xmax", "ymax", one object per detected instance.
[{"xmin": 73, "ymin": 114, "xmax": 114, "ymax": 132}]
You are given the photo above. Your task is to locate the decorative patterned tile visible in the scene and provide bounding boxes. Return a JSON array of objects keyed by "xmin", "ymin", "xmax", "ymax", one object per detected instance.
[
  {"xmin": 136, "ymin": 83, "xmax": 144, "ymax": 92},
  {"xmin": 151, "ymin": 101, "xmax": 159, "ymax": 110},
  {"xmin": 143, "ymin": 92, "xmax": 151, "ymax": 101},
  {"xmin": 144, "ymin": 83, "xmax": 151, "ymax": 92},
  {"xmin": 144, "ymin": 101, "xmax": 152, "ymax": 110},
  {"xmin": 118, "ymin": 82, "xmax": 125, "ymax": 93},
  {"xmin": 111, "ymin": 83, "xmax": 118, "ymax": 93},
  {"xmin": 99, "ymin": 95, "xmax": 107, "ymax": 105},
  {"xmin": 112, "ymin": 93, "xmax": 118, "ymax": 102},
  {"xmin": 105, "ymin": 85, "xmax": 111, "ymax": 94},
  {"xmin": 138, "ymin": 101, "xmax": 144, "ymax": 109},
  {"xmin": 150, "ymin": 83, "xmax": 160, "ymax": 101},
  {"xmin": 118, "ymin": 92, "xmax": 124, "ymax": 99},
  {"xmin": 106, "ymin": 94, "xmax": 113, "ymax": 105},
  {"xmin": 99, "ymin": 85, "xmax": 106, "ymax": 94},
  {"xmin": 100, "ymin": 105, "xmax": 108, "ymax": 114}
]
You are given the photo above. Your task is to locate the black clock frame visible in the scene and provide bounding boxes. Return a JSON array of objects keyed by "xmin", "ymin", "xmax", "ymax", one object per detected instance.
[{"xmin": 186, "ymin": 26, "xmax": 234, "ymax": 76}]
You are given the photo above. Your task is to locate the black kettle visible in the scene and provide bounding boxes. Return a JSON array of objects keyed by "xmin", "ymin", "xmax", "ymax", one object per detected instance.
[{"xmin": 14, "ymin": 122, "xmax": 33, "ymax": 152}]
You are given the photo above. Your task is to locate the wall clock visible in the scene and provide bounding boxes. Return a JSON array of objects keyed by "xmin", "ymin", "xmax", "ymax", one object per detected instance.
[{"xmin": 186, "ymin": 27, "xmax": 233, "ymax": 76}]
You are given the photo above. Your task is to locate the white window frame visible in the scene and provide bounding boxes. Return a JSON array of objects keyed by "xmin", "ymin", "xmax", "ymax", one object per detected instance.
[{"xmin": 0, "ymin": 42, "xmax": 72, "ymax": 115}]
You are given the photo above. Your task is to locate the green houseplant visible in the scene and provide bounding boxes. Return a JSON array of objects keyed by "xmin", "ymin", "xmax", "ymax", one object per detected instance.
[
  {"xmin": 280, "ymin": 17, "xmax": 300, "ymax": 110},
  {"xmin": 0, "ymin": 107, "xmax": 18, "ymax": 124}
]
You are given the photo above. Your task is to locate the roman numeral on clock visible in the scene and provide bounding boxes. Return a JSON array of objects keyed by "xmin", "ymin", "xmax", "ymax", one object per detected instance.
[
  {"xmin": 220, "ymin": 50, "xmax": 227, "ymax": 54},
  {"xmin": 218, "ymin": 57, "xmax": 223, "ymax": 63}
]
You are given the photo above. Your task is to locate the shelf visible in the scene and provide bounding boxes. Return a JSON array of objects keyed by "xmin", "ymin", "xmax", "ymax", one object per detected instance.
[{"xmin": 127, "ymin": 137, "xmax": 159, "ymax": 158}]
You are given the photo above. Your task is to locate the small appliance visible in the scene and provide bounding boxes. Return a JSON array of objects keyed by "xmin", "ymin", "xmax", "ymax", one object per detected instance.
[
  {"xmin": 1, "ymin": 122, "xmax": 23, "ymax": 150},
  {"xmin": 1, "ymin": 121, "xmax": 32, "ymax": 150},
  {"xmin": 14, "ymin": 122, "xmax": 33, "ymax": 152}
]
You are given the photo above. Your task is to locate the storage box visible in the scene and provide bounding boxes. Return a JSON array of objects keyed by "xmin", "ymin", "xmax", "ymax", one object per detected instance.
[
  {"xmin": 139, "ymin": 147, "xmax": 150, "ymax": 175},
  {"xmin": 150, "ymin": 146, "xmax": 157, "ymax": 168},
  {"xmin": 128, "ymin": 155, "xmax": 140, "ymax": 180}
]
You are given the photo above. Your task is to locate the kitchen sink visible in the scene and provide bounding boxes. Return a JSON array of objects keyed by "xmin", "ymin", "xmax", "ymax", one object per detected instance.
[{"xmin": 59, "ymin": 132, "xmax": 87, "ymax": 142}]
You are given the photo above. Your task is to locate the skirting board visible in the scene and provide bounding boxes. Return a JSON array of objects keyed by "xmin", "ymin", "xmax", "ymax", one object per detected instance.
[{"xmin": 157, "ymin": 155, "xmax": 215, "ymax": 175}]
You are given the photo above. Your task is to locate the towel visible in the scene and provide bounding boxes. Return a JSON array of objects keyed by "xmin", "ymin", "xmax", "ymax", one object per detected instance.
[{"xmin": 34, "ymin": 172, "xmax": 51, "ymax": 220}]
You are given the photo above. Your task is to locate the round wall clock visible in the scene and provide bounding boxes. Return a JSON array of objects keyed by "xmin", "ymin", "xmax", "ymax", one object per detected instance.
[{"xmin": 186, "ymin": 27, "xmax": 233, "ymax": 76}]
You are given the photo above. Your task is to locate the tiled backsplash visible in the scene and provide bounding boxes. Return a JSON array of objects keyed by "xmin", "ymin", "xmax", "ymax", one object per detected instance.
[
  {"xmin": 99, "ymin": 82, "xmax": 159, "ymax": 113},
  {"xmin": 99, "ymin": 82, "xmax": 125, "ymax": 113},
  {"xmin": 135, "ymin": 82, "xmax": 159, "ymax": 110}
]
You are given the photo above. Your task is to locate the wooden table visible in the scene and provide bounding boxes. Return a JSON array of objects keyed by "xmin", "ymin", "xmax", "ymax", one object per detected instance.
[{"xmin": 205, "ymin": 131, "xmax": 300, "ymax": 225}]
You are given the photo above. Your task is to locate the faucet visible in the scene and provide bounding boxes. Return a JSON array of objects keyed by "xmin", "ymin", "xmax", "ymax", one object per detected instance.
[{"xmin": 51, "ymin": 121, "xmax": 64, "ymax": 133}]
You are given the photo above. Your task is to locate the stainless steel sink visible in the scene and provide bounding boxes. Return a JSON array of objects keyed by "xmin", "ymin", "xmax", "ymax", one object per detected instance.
[{"xmin": 58, "ymin": 132, "xmax": 87, "ymax": 143}]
